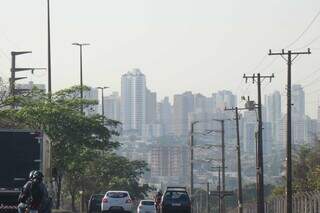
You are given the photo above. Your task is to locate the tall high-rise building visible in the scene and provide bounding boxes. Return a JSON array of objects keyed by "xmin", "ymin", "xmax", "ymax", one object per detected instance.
[
  {"xmin": 83, "ymin": 87, "xmax": 99, "ymax": 116},
  {"xmin": 242, "ymin": 111, "xmax": 257, "ymax": 154},
  {"xmin": 214, "ymin": 90, "xmax": 237, "ymax": 111},
  {"xmin": 158, "ymin": 97, "xmax": 173, "ymax": 135},
  {"xmin": 150, "ymin": 143, "xmax": 188, "ymax": 180},
  {"xmin": 103, "ymin": 92, "xmax": 121, "ymax": 121},
  {"xmin": 146, "ymin": 89, "xmax": 157, "ymax": 124},
  {"xmin": 265, "ymin": 91, "xmax": 282, "ymax": 146},
  {"xmin": 194, "ymin": 93, "xmax": 215, "ymax": 113},
  {"xmin": 121, "ymin": 69, "xmax": 146, "ymax": 135},
  {"xmin": 172, "ymin": 92, "xmax": 194, "ymax": 136},
  {"xmin": 292, "ymin": 84, "xmax": 305, "ymax": 116}
]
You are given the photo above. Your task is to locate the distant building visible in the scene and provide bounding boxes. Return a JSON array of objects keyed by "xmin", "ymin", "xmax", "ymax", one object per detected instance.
[
  {"xmin": 158, "ymin": 97, "xmax": 172, "ymax": 136},
  {"xmin": 242, "ymin": 111, "xmax": 257, "ymax": 154},
  {"xmin": 83, "ymin": 87, "xmax": 99, "ymax": 116},
  {"xmin": 263, "ymin": 122, "xmax": 272, "ymax": 155},
  {"xmin": 279, "ymin": 114, "xmax": 313, "ymax": 147},
  {"xmin": 149, "ymin": 143, "xmax": 188, "ymax": 180},
  {"xmin": 121, "ymin": 69, "xmax": 146, "ymax": 136},
  {"xmin": 194, "ymin": 93, "xmax": 214, "ymax": 113},
  {"xmin": 15, "ymin": 81, "xmax": 46, "ymax": 92},
  {"xmin": 146, "ymin": 89, "xmax": 157, "ymax": 124},
  {"xmin": 103, "ymin": 92, "xmax": 121, "ymax": 121},
  {"xmin": 172, "ymin": 92, "xmax": 194, "ymax": 136},
  {"xmin": 292, "ymin": 84, "xmax": 305, "ymax": 116},
  {"xmin": 265, "ymin": 91, "xmax": 282, "ymax": 147},
  {"xmin": 214, "ymin": 90, "xmax": 237, "ymax": 112}
]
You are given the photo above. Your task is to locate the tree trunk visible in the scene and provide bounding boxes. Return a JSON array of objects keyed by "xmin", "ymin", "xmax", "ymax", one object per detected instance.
[
  {"xmin": 56, "ymin": 174, "xmax": 62, "ymax": 209},
  {"xmin": 71, "ymin": 192, "xmax": 76, "ymax": 213}
]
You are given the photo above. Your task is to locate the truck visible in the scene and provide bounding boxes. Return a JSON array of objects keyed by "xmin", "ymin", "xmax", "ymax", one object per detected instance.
[{"xmin": 0, "ymin": 129, "xmax": 50, "ymax": 212}]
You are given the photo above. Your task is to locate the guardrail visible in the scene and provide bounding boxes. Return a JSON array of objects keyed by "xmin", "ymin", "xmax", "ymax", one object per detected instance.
[{"xmin": 228, "ymin": 191, "xmax": 320, "ymax": 213}]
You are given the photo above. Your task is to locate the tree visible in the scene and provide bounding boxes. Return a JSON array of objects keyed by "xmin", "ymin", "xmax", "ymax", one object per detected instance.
[
  {"xmin": 0, "ymin": 86, "xmax": 119, "ymax": 208},
  {"xmin": 0, "ymin": 85, "xmax": 152, "ymax": 211}
]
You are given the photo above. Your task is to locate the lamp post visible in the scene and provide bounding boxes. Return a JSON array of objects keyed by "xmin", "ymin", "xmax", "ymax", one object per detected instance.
[
  {"xmin": 72, "ymin": 42, "xmax": 90, "ymax": 113},
  {"xmin": 97, "ymin": 86, "xmax": 109, "ymax": 118},
  {"xmin": 47, "ymin": 0, "xmax": 52, "ymax": 98}
]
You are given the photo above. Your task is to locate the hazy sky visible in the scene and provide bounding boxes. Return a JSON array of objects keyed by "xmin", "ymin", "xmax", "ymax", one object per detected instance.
[{"xmin": 1, "ymin": 0, "xmax": 320, "ymax": 117}]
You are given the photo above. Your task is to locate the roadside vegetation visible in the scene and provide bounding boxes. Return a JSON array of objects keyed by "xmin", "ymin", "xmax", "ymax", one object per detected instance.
[{"xmin": 0, "ymin": 85, "xmax": 151, "ymax": 211}]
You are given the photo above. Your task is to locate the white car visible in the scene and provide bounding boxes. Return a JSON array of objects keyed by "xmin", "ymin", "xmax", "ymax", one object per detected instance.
[
  {"xmin": 137, "ymin": 200, "xmax": 156, "ymax": 213},
  {"xmin": 101, "ymin": 191, "xmax": 133, "ymax": 213}
]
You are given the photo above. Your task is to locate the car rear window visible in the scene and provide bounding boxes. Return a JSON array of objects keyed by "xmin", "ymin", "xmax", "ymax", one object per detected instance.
[
  {"xmin": 107, "ymin": 192, "xmax": 128, "ymax": 198},
  {"xmin": 164, "ymin": 191, "xmax": 189, "ymax": 202},
  {"xmin": 141, "ymin": 201, "xmax": 155, "ymax": 205}
]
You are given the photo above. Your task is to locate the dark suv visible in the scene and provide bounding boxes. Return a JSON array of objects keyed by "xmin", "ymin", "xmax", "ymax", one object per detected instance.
[{"xmin": 160, "ymin": 187, "xmax": 191, "ymax": 213}]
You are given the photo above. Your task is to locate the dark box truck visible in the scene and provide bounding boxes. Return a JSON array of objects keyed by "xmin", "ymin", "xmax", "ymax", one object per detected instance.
[{"xmin": 0, "ymin": 129, "xmax": 43, "ymax": 212}]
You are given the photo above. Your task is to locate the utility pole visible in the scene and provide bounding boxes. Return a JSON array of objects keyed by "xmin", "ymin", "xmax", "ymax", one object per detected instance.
[
  {"xmin": 72, "ymin": 42, "xmax": 90, "ymax": 113},
  {"xmin": 243, "ymin": 73, "xmax": 274, "ymax": 213},
  {"xmin": 10, "ymin": 51, "xmax": 45, "ymax": 98},
  {"xmin": 47, "ymin": 0, "xmax": 52, "ymax": 98},
  {"xmin": 269, "ymin": 49, "xmax": 311, "ymax": 213},
  {"xmin": 190, "ymin": 120, "xmax": 199, "ymax": 212},
  {"xmin": 206, "ymin": 182, "xmax": 210, "ymax": 213},
  {"xmin": 97, "ymin": 86, "xmax": 109, "ymax": 120},
  {"xmin": 225, "ymin": 107, "xmax": 243, "ymax": 213}
]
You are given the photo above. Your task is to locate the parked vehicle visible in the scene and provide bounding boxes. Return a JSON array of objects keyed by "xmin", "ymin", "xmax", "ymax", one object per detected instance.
[
  {"xmin": 160, "ymin": 187, "xmax": 191, "ymax": 213},
  {"xmin": 101, "ymin": 191, "xmax": 132, "ymax": 213},
  {"xmin": 88, "ymin": 194, "xmax": 104, "ymax": 213},
  {"xmin": 137, "ymin": 200, "xmax": 156, "ymax": 213}
]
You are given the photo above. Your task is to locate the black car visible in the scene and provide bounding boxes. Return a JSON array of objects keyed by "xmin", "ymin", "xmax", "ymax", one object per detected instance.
[
  {"xmin": 88, "ymin": 194, "xmax": 104, "ymax": 213},
  {"xmin": 160, "ymin": 187, "xmax": 191, "ymax": 213}
]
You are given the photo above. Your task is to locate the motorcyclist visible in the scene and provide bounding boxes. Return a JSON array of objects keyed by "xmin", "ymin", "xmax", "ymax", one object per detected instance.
[
  {"xmin": 18, "ymin": 171, "xmax": 52, "ymax": 213},
  {"xmin": 18, "ymin": 170, "xmax": 35, "ymax": 213},
  {"xmin": 154, "ymin": 189, "xmax": 163, "ymax": 212}
]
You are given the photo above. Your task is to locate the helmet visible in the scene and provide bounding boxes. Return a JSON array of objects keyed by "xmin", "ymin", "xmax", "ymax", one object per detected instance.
[
  {"xmin": 31, "ymin": 171, "xmax": 44, "ymax": 182},
  {"xmin": 29, "ymin": 170, "xmax": 36, "ymax": 180},
  {"xmin": 157, "ymin": 189, "xmax": 162, "ymax": 195}
]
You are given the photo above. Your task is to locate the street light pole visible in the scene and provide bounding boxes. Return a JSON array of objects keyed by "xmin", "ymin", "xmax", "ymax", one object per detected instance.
[
  {"xmin": 97, "ymin": 86, "xmax": 109, "ymax": 118},
  {"xmin": 47, "ymin": 0, "xmax": 52, "ymax": 98},
  {"xmin": 72, "ymin": 43, "xmax": 90, "ymax": 113}
]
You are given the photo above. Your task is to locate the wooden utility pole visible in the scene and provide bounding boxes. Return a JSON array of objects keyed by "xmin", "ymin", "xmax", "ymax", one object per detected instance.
[
  {"xmin": 243, "ymin": 73, "xmax": 274, "ymax": 213},
  {"xmin": 268, "ymin": 49, "xmax": 311, "ymax": 213}
]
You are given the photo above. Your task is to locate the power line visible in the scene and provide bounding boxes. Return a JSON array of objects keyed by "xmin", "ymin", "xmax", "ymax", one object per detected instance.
[
  {"xmin": 285, "ymin": 8, "xmax": 320, "ymax": 48},
  {"xmin": 294, "ymin": 34, "xmax": 320, "ymax": 51}
]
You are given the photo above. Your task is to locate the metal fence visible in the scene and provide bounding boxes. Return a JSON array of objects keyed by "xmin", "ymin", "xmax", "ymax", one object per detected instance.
[{"xmin": 228, "ymin": 191, "xmax": 320, "ymax": 213}]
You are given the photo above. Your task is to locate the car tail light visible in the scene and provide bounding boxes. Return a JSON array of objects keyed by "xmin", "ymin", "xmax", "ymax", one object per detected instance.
[
  {"xmin": 126, "ymin": 199, "xmax": 132, "ymax": 203},
  {"xmin": 187, "ymin": 202, "xmax": 191, "ymax": 209},
  {"xmin": 102, "ymin": 197, "xmax": 108, "ymax": 203}
]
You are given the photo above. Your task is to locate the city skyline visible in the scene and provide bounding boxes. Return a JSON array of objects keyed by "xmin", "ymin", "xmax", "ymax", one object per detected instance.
[{"xmin": 1, "ymin": 0, "xmax": 320, "ymax": 117}]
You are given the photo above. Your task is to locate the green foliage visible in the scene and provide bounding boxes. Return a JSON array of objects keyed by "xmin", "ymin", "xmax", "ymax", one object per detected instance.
[
  {"xmin": 0, "ymin": 86, "xmax": 152, "ymax": 211},
  {"xmin": 271, "ymin": 140, "xmax": 320, "ymax": 196},
  {"xmin": 292, "ymin": 142, "xmax": 320, "ymax": 192}
]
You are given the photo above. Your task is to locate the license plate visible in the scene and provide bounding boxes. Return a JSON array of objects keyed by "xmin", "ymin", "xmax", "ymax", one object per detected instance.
[
  {"xmin": 172, "ymin": 203, "xmax": 181, "ymax": 206},
  {"xmin": 111, "ymin": 206, "xmax": 122, "ymax": 209}
]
